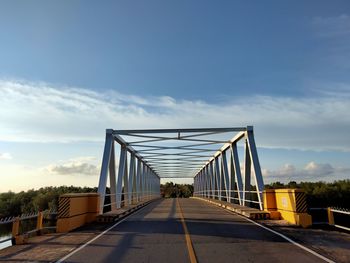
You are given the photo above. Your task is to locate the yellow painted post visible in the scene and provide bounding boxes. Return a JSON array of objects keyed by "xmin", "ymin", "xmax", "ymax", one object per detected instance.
[
  {"xmin": 327, "ymin": 207, "xmax": 334, "ymax": 225},
  {"xmin": 36, "ymin": 211, "xmax": 44, "ymax": 235},
  {"xmin": 11, "ymin": 217, "xmax": 25, "ymax": 245},
  {"xmin": 12, "ymin": 217, "xmax": 20, "ymax": 237}
]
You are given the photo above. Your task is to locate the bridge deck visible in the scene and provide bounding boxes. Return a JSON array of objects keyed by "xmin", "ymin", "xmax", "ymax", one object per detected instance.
[
  {"xmin": 0, "ymin": 198, "xmax": 339, "ymax": 262},
  {"xmin": 61, "ymin": 198, "xmax": 322, "ymax": 263}
]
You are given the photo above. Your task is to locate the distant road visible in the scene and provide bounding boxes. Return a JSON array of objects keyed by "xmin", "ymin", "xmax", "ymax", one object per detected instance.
[{"xmin": 59, "ymin": 198, "xmax": 329, "ymax": 263}]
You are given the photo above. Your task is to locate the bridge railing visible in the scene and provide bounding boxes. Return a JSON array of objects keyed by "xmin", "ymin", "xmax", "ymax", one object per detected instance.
[
  {"xmin": 193, "ymin": 189, "xmax": 262, "ymax": 208},
  {"xmin": 0, "ymin": 209, "xmax": 57, "ymax": 246},
  {"xmin": 300, "ymin": 207, "xmax": 350, "ymax": 231},
  {"xmin": 327, "ymin": 207, "xmax": 350, "ymax": 231},
  {"xmin": 102, "ymin": 190, "xmax": 161, "ymax": 213}
]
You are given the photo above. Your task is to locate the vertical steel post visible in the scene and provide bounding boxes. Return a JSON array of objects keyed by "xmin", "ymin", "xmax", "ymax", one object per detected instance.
[
  {"xmin": 231, "ymin": 143, "xmax": 243, "ymax": 205},
  {"xmin": 116, "ymin": 146, "xmax": 127, "ymax": 208},
  {"xmin": 221, "ymin": 150, "xmax": 230, "ymax": 202},
  {"xmin": 145, "ymin": 166, "xmax": 149, "ymax": 200},
  {"xmin": 193, "ymin": 175, "xmax": 196, "ymax": 196},
  {"xmin": 197, "ymin": 173, "xmax": 200, "ymax": 197},
  {"xmin": 220, "ymin": 154, "xmax": 226, "ymax": 200},
  {"xmin": 109, "ymin": 143, "xmax": 117, "ymax": 210},
  {"xmin": 243, "ymin": 137, "xmax": 252, "ymax": 207},
  {"xmin": 207, "ymin": 163, "xmax": 212, "ymax": 198},
  {"xmin": 128, "ymin": 153, "xmax": 135, "ymax": 205},
  {"xmin": 198, "ymin": 173, "xmax": 201, "ymax": 197},
  {"xmin": 97, "ymin": 129, "xmax": 114, "ymax": 214},
  {"xmin": 202, "ymin": 170, "xmax": 205, "ymax": 197},
  {"xmin": 214, "ymin": 156, "xmax": 221, "ymax": 200},
  {"xmin": 229, "ymin": 147, "xmax": 235, "ymax": 203},
  {"xmin": 246, "ymin": 126, "xmax": 265, "ymax": 210},
  {"xmin": 142, "ymin": 163, "xmax": 146, "ymax": 200},
  {"xmin": 151, "ymin": 171, "xmax": 154, "ymax": 198},
  {"xmin": 210, "ymin": 161, "xmax": 215, "ymax": 198},
  {"xmin": 123, "ymin": 152, "xmax": 129, "ymax": 206},
  {"xmin": 205, "ymin": 165, "xmax": 210, "ymax": 198},
  {"xmin": 135, "ymin": 158, "xmax": 141, "ymax": 202},
  {"xmin": 200, "ymin": 170, "xmax": 204, "ymax": 197}
]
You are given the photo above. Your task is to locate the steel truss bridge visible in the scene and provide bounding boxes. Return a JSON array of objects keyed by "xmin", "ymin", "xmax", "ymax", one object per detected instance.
[
  {"xmin": 97, "ymin": 126, "xmax": 264, "ymax": 212},
  {"xmin": 1, "ymin": 127, "xmax": 340, "ymax": 263}
]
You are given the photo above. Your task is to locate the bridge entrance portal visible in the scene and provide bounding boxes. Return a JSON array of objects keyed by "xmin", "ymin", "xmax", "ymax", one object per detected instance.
[{"xmin": 97, "ymin": 126, "xmax": 265, "ymax": 214}]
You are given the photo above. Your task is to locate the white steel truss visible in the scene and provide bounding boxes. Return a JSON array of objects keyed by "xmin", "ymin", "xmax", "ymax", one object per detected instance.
[
  {"xmin": 193, "ymin": 126, "xmax": 265, "ymax": 209},
  {"xmin": 97, "ymin": 126, "xmax": 265, "ymax": 213}
]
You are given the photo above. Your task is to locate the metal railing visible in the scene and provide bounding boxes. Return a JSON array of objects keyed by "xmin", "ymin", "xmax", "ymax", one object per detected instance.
[
  {"xmin": 193, "ymin": 189, "xmax": 262, "ymax": 207},
  {"xmin": 193, "ymin": 127, "xmax": 265, "ymax": 210},
  {"xmin": 0, "ymin": 209, "xmax": 57, "ymax": 245},
  {"xmin": 102, "ymin": 191, "xmax": 161, "ymax": 212},
  {"xmin": 309, "ymin": 207, "xmax": 350, "ymax": 231},
  {"xmin": 329, "ymin": 207, "xmax": 350, "ymax": 231}
]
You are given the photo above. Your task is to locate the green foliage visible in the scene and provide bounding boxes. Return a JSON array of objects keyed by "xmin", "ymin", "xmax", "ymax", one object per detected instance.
[
  {"xmin": 0, "ymin": 186, "xmax": 96, "ymax": 218},
  {"xmin": 161, "ymin": 182, "xmax": 193, "ymax": 198},
  {"xmin": 265, "ymin": 180, "xmax": 350, "ymax": 208}
]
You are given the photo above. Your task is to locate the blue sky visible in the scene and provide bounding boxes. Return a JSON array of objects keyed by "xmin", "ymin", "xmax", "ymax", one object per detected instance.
[{"xmin": 0, "ymin": 1, "xmax": 349, "ymax": 191}]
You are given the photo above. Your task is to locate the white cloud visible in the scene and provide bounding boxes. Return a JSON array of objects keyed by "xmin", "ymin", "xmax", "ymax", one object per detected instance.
[
  {"xmin": 262, "ymin": 161, "xmax": 350, "ymax": 182},
  {"xmin": 0, "ymin": 79, "xmax": 350, "ymax": 151},
  {"xmin": 303, "ymin": 161, "xmax": 334, "ymax": 176},
  {"xmin": 0, "ymin": 153, "xmax": 12, "ymax": 160},
  {"xmin": 46, "ymin": 156, "xmax": 100, "ymax": 176}
]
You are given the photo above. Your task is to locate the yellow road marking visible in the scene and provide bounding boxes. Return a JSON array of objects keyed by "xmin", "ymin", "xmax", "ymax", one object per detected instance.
[{"xmin": 177, "ymin": 198, "xmax": 198, "ymax": 263}]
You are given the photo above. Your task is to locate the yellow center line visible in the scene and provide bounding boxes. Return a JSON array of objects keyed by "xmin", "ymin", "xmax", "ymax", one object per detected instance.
[{"xmin": 176, "ymin": 198, "xmax": 198, "ymax": 263}]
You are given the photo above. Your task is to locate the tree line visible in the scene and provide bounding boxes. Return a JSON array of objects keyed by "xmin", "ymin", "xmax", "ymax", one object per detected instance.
[
  {"xmin": 0, "ymin": 180, "xmax": 349, "ymax": 218},
  {"xmin": 160, "ymin": 182, "xmax": 193, "ymax": 198},
  {"xmin": 0, "ymin": 186, "xmax": 96, "ymax": 218}
]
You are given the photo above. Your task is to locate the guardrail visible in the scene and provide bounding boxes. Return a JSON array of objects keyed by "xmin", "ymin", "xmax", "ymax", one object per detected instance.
[
  {"xmin": 193, "ymin": 189, "xmax": 261, "ymax": 208},
  {"xmin": 328, "ymin": 207, "xmax": 350, "ymax": 231},
  {"xmin": 0, "ymin": 209, "xmax": 57, "ymax": 245},
  {"xmin": 103, "ymin": 191, "xmax": 160, "ymax": 213},
  {"xmin": 309, "ymin": 207, "xmax": 350, "ymax": 231}
]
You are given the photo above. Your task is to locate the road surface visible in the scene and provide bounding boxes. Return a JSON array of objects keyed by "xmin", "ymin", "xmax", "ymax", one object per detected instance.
[{"xmin": 60, "ymin": 198, "xmax": 328, "ymax": 263}]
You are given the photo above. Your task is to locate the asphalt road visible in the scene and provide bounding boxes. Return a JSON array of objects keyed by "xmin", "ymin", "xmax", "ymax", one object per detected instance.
[{"xmin": 61, "ymin": 198, "xmax": 327, "ymax": 263}]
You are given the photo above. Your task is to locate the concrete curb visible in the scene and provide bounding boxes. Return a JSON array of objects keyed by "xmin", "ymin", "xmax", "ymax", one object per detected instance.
[
  {"xmin": 192, "ymin": 196, "xmax": 270, "ymax": 219},
  {"xmin": 97, "ymin": 198, "xmax": 161, "ymax": 223}
]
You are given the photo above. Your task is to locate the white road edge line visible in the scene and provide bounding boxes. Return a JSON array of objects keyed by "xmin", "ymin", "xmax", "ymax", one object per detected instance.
[
  {"xmin": 221, "ymin": 205, "xmax": 335, "ymax": 263},
  {"xmin": 55, "ymin": 203, "xmax": 152, "ymax": 263}
]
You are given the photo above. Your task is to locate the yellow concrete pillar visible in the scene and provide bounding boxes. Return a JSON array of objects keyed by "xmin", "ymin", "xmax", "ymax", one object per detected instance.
[
  {"xmin": 56, "ymin": 193, "xmax": 100, "ymax": 233},
  {"xmin": 274, "ymin": 189, "xmax": 312, "ymax": 228},
  {"xmin": 263, "ymin": 189, "xmax": 281, "ymax": 219},
  {"xmin": 263, "ymin": 189, "xmax": 277, "ymax": 210}
]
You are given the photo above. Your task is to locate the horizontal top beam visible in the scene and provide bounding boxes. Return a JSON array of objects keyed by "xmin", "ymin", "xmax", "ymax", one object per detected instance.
[
  {"xmin": 107, "ymin": 126, "xmax": 253, "ymax": 179},
  {"xmin": 113, "ymin": 127, "xmax": 246, "ymax": 135}
]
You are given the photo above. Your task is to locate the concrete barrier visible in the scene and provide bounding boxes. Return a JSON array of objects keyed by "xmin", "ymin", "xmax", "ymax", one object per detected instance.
[
  {"xmin": 56, "ymin": 193, "xmax": 100, "ymax": 233},
  {"xmin": 263, "ymin": 189, "xmax": 312, "ymax": 228}
]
